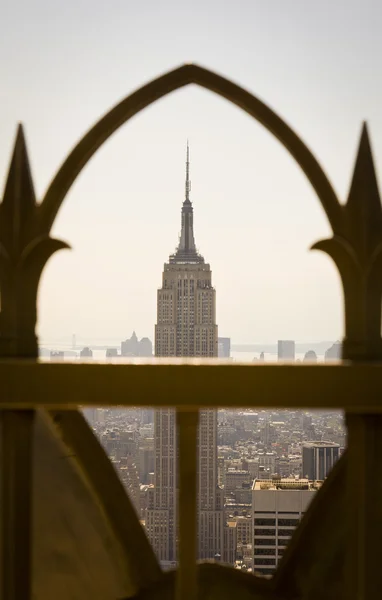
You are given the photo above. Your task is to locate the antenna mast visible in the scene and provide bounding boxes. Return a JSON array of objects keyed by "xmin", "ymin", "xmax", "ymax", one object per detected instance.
[{"xmin": 185, "ymin": 140, "xmax": 191, "ymax": 202}]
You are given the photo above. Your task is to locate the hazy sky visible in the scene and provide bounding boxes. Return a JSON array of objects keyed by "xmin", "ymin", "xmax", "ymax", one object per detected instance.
[{"xmin": 1, "ymin": 1, "xmax": 382, "ymax": 344}]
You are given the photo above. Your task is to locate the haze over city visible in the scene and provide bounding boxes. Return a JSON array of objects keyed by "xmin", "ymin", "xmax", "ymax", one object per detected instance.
[
  {"xmin": 1, "ymin": 1, "xmax": 381, "ymax": 343},
  {"xmin": 3, "ymin": 1, "xmax": 382, "ymax": 591}
]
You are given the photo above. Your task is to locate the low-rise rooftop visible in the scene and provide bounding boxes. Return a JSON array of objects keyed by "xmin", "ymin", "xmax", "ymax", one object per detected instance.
[{"xmin": 252, "ymin": 478, "xmax": 323, "ymax": 491}]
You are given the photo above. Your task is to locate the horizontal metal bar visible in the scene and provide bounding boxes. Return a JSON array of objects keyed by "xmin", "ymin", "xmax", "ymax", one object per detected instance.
[{"xmin": 1, "ymin": 360, "xmax": 382, "ymax": 412}]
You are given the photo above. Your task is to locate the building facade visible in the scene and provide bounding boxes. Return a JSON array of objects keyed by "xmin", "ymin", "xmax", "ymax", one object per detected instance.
[
  {"xmin": 277, "ymin": 340, "xmax": 295, "ymax": 361},
  {"xmin": 218, "ymin": 337, "xmax": 231, "ymax": 358},
  {"xmin": 146, "ymin": 144, "xmax": 223, "ymax": 563},
  {"xmin": 302, "ymin": 441, "xmax": 340, "ymax": 480},
  {"xmin": 225, "ymin": 470, "xmax": 252, "ymax": 495},
  {"xmin": 251, "ymin": 478, "xmax": 320, "ymax": 576},
  {"xmin": 121, "ymin": 332, "xmax": 153, "ymax": 357},
  {"xmin": 325, "ymin": 341, "xmax": 342, "ymax": 361}
]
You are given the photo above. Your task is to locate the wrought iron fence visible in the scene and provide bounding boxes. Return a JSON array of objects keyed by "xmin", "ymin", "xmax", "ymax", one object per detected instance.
[{"xmin": 1, "ymin": 64, "xmax": 382, "ymax": 600}]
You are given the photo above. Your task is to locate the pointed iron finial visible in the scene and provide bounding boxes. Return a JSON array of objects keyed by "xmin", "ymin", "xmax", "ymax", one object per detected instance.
[
  {"xmin": 2, "ymin": 123, "xmax": 36, "ymax": 211},
  {"xmin": 1, "ymin": 123, "xmax": 36, "ymax": 255},
  {"xmin": 185, "ymin": 140, "xmax": 191, "ymax": 203},
  {"xmin": 0, "ymin": 126, "xmax": 69, "ymax": 357},
  {"xmin": 346, "ymin": 121, "xmax": 382, "ymax": 255},
  {"xmin": 312, "ymin": 121, "xmax": 382, "ymax": 360},
  {"xmin": 347, "ymin": 122, "xmax": 381, "ymax": 207}
]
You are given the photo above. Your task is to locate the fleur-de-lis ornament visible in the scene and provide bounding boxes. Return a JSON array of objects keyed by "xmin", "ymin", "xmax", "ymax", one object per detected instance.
[
  {"xmin": 0, "ymin": 125, "xmax": 69, "ymax": 358},
  {"xmin": 313, "ymin": 124, "xmax": 382, "ymax": 361},
  {"xmin": 1, "ymin": 64, "xmax": 382, "ymax": 600}
]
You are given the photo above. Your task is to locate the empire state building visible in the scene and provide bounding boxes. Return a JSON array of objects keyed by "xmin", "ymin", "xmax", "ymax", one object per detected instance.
[{"xmin": 146, "ymin": 144, "xmax": 224, "ymax": 563}]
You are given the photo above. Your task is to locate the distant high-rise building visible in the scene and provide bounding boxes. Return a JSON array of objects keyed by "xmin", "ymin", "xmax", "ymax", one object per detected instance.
[
  {"xmin": 325, "ymin": 341, "xmax": 341, "ymax": 361},
  {"xmin": 139, "ymin": 437, "xmax": 155, "ymax": 484},
  {"xmin": 218, "ymin": 337, "xmax": 231, "ymax": 358},
  {"xmin": 252, "ymin": 478, "xmax": 319, "ymax": 576},
  {"xmin": 80, "ymin": 346, "xmax": 93, "ymax": 358},
  {"xmin": 106, "ymin": 348, "xmax": 119, "ymax": 358},
  {"xmin": 139, "ymin": 337, "xmax": 153, "ymax": 356},
  {"xmin": 118, "ymin": 456, "xmax": 140, "ymax": 516},
  {"xmin": 234, "ymin": 515, "xmax": 252, "ymax": 546},
  {"xmin": 100, "ymin": 429, "xmax": 138, "ymax": 461},
  {"xmin": 121, "ymin": 332, "xmax": 153, "ymax": 357},
  {"xmin": 260, "ymin": 421, "xmax": 276, "ymax": 447},
  {"xmin": 302, "ymin": 441, "xmax": 340, "ymax": 480},
  {"xmin": 146, "ymin": 143, "xmax": 223, "ymax": 563},
  {"xmin": 140, "ymin": 409, "xmax": 154, "ymax": 424},
  {"xmin": 303, "ymin": 350, "xmax": 317, "ymax": 362},
  {"xmin": 225, "ymin": 470, "xmax": 252, "ymax": 495},
  {"xmin": 223, "ymin": 522, "xmax": 237, "ymax": 566},
  {"xmin": 277, "ymin": 340, "xmax": 295, "ymax": 361}
]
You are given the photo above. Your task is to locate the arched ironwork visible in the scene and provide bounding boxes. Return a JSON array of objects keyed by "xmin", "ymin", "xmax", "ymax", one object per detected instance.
[{"xmin": 1, "ymin": 63, "xmax": 382, "ymax": 600}]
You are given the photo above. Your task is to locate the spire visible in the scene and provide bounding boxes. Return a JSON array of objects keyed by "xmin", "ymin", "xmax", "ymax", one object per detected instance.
[
  {"xmin": 185, "ymin": 139, "xmax": 191, "ymax": 204},
  {"xmin": 169, "ymin": 142, "xmax": 204, "ymax": 264}
]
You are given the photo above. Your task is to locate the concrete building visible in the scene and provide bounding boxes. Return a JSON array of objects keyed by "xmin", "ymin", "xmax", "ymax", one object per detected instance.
[
  {"xmin": 146, "ymin": 143, "xmax": 223, "ymax": 563},
  {"xmin": 234, "ymin": 484, "xmax": 252, "ymax": 505},
  {"xmin": 303, "ymin": 350, "xmax": 317, "ymax": 362},
  {"xmin": 277, "ymin": 340, "xmax": 295, "ymax": 361},
  {"xmin": 236, "ymin": 543, "xmax": 253, "ymax": 570},
  {"xmin": 235, "ymin": 515, "xmax": 252, "ymax": 546},
  {"xmin": 139, "ymin": 484, "xmax": 154, "ymax": 520},
  {"xmin": 139, "ymin": 438, "xmax": 155, "ymax": 484},
  {"xmin": 117, "ymin": 456, "xmax": 140, "ymax": 516},
  {"xmin": 140, "ymin": 409, "xmax": 154, "ymax": 424},
  {"xmin": 243, "ymin": 459, "xmax": 259, "ymax": 480},
  {"xmin": 121, "ymin": 332, "xmax": 153, "ymax": 357},
  {"xmin": 79, "ymin": 346, "xmax": 93, "ymax": 358},
  {"xmin": 260, "ymin": 421, "xmax": 276, "ymax": 447},
  {"xmin": 255, "ymin": 451, "xmax": 277, "ymax": 474},
  {"xmin": 223, "ymin": 521, "xmax": 237, "ymax": 565},
  {"xmin": 139, "ymin": 337, "xmax": 153, "ymax": 356},
  {"xmin": 106, "ymin": 348, "xmax": 118, "ymax": 358},
  {"xmin": 100, "ymin": 429, "xmax": 138, "ymax": 462},
  {"xmin": 251, "ymin": 478, "xmax": 320, "ymax": 576},
  {"xmin": 218, "ymin": 337, "xmax": 231, "ymax": 358},
  {"xmin": 302, "ymin": 441, "xmax": 340, "ymax": 480},
  {"xmin": 225, "ymin": 470, "xmax": 252, "ymax": 494},
  {"xmin": 325, "ymin": 341, "xmax": 342, "ymax": 361}
]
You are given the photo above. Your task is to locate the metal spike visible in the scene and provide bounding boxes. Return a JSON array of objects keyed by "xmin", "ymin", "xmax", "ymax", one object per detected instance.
[
  {"xmin": 185, "ymin": 140, "xmax": 191, "ymax": 203},
  {"xmin": 346, "ymin": 122, "xmax": 382, "ymax": 256},
  {"xmin": 1, "ymin": 124, "xmax": 36, "ymax": 254}
]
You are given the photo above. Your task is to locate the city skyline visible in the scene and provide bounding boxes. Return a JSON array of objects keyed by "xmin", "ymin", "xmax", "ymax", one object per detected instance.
[
  {"xmin": 0, "ymin": 1, "xmax": 373, "ymax": 592},
  {"xmin": 90, "ymin": 404, "xmax": 345, "ymax": 575},
  {"xmin": 2, "ymin": 2, "xmax": 380, "ymax": 344}
]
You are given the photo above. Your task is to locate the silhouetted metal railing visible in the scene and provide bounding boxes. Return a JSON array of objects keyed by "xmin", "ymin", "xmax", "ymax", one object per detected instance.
[{"xmin": 2, "ymin": 64, "xmax": 382, "ymax": 600}]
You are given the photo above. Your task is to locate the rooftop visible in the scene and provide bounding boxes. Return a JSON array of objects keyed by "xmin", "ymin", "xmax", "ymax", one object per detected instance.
[
  {"xmin": 252, "ymin": 478, "xmax": 323, "ymax": 492},
  {"xmin": 302, "ymin": 441, "xmax": 340, "ymax": 448}
]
